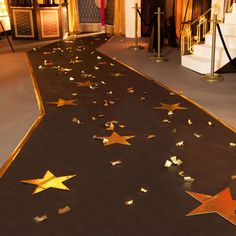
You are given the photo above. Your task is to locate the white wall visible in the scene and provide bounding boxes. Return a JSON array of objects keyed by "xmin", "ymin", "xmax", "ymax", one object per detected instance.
[{"xmin": 125, "ymin": 0, "xmax": 141, "ymax": 38}]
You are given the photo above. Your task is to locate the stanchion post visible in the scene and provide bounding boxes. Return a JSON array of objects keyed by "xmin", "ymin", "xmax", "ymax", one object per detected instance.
[
  {"xmin": 129, "ymin": 3, "xmax": 144, "ymax": 51},
  {"xmin": 0, "ymin": 21, "xmax": 14, "ymax": 53},
  {"xmin": 151, "ymin": 7, "xmax": 167, "ymax": 62},
  {"xmin": 202, "ymin": 14, "xmax": 223, "ymax": 82}
]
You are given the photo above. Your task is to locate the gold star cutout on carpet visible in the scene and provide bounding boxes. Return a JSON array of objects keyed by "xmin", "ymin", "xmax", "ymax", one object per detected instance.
[
  {"xmin": 75, "ymin": 81, "xmax": 98, "ymax": 87},
  {"xmin": 186, "ymin": 187, "xmax": 236, "ymax": 225},
  {"xmin": 94, "ymin": 131, "xmax": 135, "ymax": 146},
  {"xmin": 154, "ymin": 103, "xmax": 187, "ymax": 112},
  {"xmin": 21, "ymin": 170, "xmax": 76, "ymax": 194},
  {"xmin": 47, "ymin": 98, "xmax": 77, "ymax": 107},
  {"xmin": 111, "ymin": 73, "xmax": 124, "ymax": 77}
]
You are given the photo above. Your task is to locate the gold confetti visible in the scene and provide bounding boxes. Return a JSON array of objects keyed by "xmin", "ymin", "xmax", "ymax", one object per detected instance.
[
  {"xmin": 208, "ymin": 121, "xmax": 214, "ymax": 126},
  {"xmin": 229, "ymin": 142, "xmax": 236, "ymax": 147},
  {"xmin": 176, "ymin": 141, "xmax": 184, "ymax": 147},
  {"xmin": 194, "ymin": 133, "xmax": 202, "ymax": 138},
  {"xmin": 72, "ymin": 93, "xmax": 78, "ymax": 96},
  {"xmin": 140, "ymin": 97, "xmax": 146, "ymax": 101},
  {"xmin": 38, "ymin": 65, "xmax": 45, "ymax": 69},
  {"xmin": 170, "ymin": 92, "xmax": 175, "ymax": 96},
  {"xmin": 184, "ymin": 176, "xmax": 195, "ymax": 183},
  {"xmin": 72, "ymin": 117, "xmax": 82, "ymax": 124},
  {"xmin": 119, "ymin": 124, "xmax": 126, "ymax": 128},
  {"xmin": 58, "ymin": 206, "xmax": 71, "ymax": 215},
  {"xmin": 69, "ymin": 58, "xmax": 83, "ymax": 64},
  {"xmin": 170, "ymin": 156, "xmax": 183, "ymax": 166},
  {"xmin": 104, "ymin": 100, "xmax": 109, "ymax": 106},
  {"xmin": 127, "ymin": 87, "xmax": 134, "ymax": 94},
  {"xmin": 147, "ymin": 134, "xmax": 156, "ymax": 139},
  {"xmin": 140, "ymin": 188, "xmax": 148, "ymax": 193},
  {"xmin": 164, "ymin": 160, "xmax": 172, "ymax": 168},
  {"xmin": 106, "ymin": 91, "xmax": 113, "ymax": 95},
  {"xmin": 112, "ymin": 73, "xmax": 123, "ymax": 77},
  {"xmin": 110, "ymin": 160, "xmax": 122, "ymax": 166},
  {"xmin": 43, "ymin": 51, "xmax": 53, "ymax": 55},
  {"xmin": 105, "ymin": 122, "xmax": 114, "ymax": 131},
  {"xmin": 97, "ymin": 56, "xmax": 102, "ymax": 60},
  {"xmin": 172, "ymin": 128, "xmax": 177, "ymax": 133},
  {"xmin": 94, "ymin": 66, "xmax": 99, "ymax": 70},
  {"xmin": 101, "ymin": 81, "xmax": 106, "ymax": 84},
  {"xmin": 188, "ymin": 119, "xmax": 193, "ymax": 125},
  {"xmin": 43, "ymin": 60, "xmax": 54, "ymax": 66},
  {"xmin": 34, "ymin": 215, "xmax": 48, "ymax": 223},
  {"xmin": 92, "ymin": 101, "xmax": 98, "ymax": 104},
  {"xmin": 162, "ymin": 119, "xmax": 171, "ymax": 124},
  {"xmin": 179, "ymin": 171, "xmax": 185, "ymax": 177},
  {"xmin": 125, "ymin": 200, "xmax": 134, "ymax": 206},
  {"xmin": 92, "ymin": 117, "xmax": 96, "ymax": 120},
  {"xmin": 103, "ymin": 138, "xmax": 109, "ymax": 144},
  {"xmin": 69, "ymin": 77, "xmax": 75, "ymax": 81},
  {"xmin": 97, "ymin": 114, "xmax": 105, "ymax": 118}
]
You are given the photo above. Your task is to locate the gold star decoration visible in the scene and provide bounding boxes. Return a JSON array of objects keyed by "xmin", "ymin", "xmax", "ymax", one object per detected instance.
[
  {"xmin": 75, "ymin": 81, "xmax": 98, "ymax": 87},
  {"xmin": 186, "ymin": 187, "xmax": 236, "ymax": 225},
  {"xmin": 47, "ymin": 98, "xmax": 77, "ymax": 107},
  {"xmin": 21, "ymin": 170, "xmax": 76, "ymax": 194},
  {"xmin": 94, "ymin": 131, "xmax": 135, "ymax": 146},
  {"xmin": 154, "ymin": 103, "xmax": 187, "ymax": 112}
]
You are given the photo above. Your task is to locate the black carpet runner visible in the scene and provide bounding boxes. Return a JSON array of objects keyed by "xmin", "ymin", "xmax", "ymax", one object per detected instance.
[{"xmin": 0, "ymin": 34, "xmax": 236, "ymax": 235}]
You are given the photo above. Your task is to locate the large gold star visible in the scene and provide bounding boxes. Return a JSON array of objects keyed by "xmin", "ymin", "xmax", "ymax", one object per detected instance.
[
  {"xmin": 75, "ymin": 81, "xmax": 98, "ymax": 87},
  {"xmin": 21, "ymin": 170, "xmax": 76, "ymax": 195},
  {"xmin": 154, "ymin": 103, "xmax": 187, "ymax": 112},
  {"xmin": 94, "ymin": 131, "xmax": 135, "ymax": 146},
  {"xmin": 47, "ymin": 98, "xmax": 77, "ymax": 107},
  {"xmin": 186, "ymin": 187, "xmax": 236, "ymax": 225}
]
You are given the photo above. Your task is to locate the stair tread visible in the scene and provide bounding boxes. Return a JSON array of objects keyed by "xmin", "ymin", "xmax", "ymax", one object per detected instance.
[
  {"xmin": 183, "ymin": 54, "xmax": 220, "ymax": 62},
  {"xmin": 194, "ymin": 44, "xmax": 236, "ymax": 50},
  {"xmin": 206, "ymin": 33, "xmax": 236, "ymax": 38}
]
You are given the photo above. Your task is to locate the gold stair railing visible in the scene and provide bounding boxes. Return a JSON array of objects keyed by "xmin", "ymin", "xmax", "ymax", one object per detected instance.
[
  {"xmin": 181, "ymin": 3, "xmax": 220, "ymax": 55},
  {"xmin": 227, "ymin": 0, "xmax": 236, "ymax": 13}
]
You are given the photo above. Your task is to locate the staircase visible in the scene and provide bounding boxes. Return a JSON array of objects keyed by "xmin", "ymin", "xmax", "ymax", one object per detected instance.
[{"xmin": 181, "ymin": 3, "xmax": 236, "ymax": 74}]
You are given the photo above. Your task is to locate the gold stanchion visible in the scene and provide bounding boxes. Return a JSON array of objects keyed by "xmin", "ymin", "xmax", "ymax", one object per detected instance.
[
  {"xmin": 129, "ymin": 3, "xmax": 144, "ymax": 51},
  {"xmin": 202, "ymin": 14, "xmax": 223, "ymax": 82},
  {"xmin": 151, "ymin": 7, "xmax": 167, "ymax": 62}
]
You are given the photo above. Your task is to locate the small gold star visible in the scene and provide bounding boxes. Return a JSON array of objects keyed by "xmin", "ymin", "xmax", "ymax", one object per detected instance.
[
  {"xmin": 154, "ymin": 103, "xmax": 187, "ymax": 112},
  {"xmin": 186, "ymin": 187, "xmax": 236, "ymax": 225},
  {"xmin": 75, "ymin": 81, "xmax": 98, "ymax": 87},
  {"xmin": 47, "ymin": 98, "xmax": 77, "ymax": 107},
  {"xmin": 111, "ymin": 73, "xmax": 124, "ymax": 77},
  {"xmin": 94, "ymin": 131, "xmax": 135, "ymax": 146},
  {"xmin": 21, "ymin": 170, "xmax": 76, "ymax": 194}
]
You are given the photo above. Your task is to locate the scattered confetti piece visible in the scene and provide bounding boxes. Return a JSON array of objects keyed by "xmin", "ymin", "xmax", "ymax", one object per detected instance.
[
  {"xmin": 38, "ymin": 65, "xmax": 45, "ymax": 69},
  {"xmin": 170, "ymin": 92, "xmax": 175, "ymax": 96},
  {"xmin": 94, "ymin": 66, "xmax": 99, "ymax": 70},
  {"xmin": 176, "ymin": 141, "xmax": 184, "ymax": 147},
  {"xmin": 147, "ymin": 134, "xmax": 156, "ymax": 139},
  {"xmin": 125, "ymin": 200, "xmax": 134, "ymax": 206},
  {"xmin": 58, "ymin": 206, "xmax": 71, "ymax": 215},
  {"xmin": 106, "ymin": 91, "xmax": 113, "ymax": 95},
  {"xmin": 140, "ymin": 188, "xmax": 148, "ymax": 193},
  {"xmin": 69, "ymin": 77, "xmax": 75, "ymax": 81},
  {"xmin": 229, "ymin": 142, "xmax": 236, "ymax": 147},
  {"xmin": 34, "ymin": 215, "xmax": 48, "ymax": 223},
  {"xmin": 164, "ymin": 160, "xmax": 172, "ymax": 168},
  {"xmin": 168, "ymin": 111, "xmax": 174, "ymax": 116},
  {"xmin": 103, "ymin": 138, "xmax": 109, "ymax": 144},
  {"xmin": 43, "ymin": 60, "xmax": 54, "ymax": 66},
  {"xmin": 208, "ymin": 121, "xmax": 214, "ymax": 126},
  {"xmin": 119, "ymin": 124, "xmax": 126, "ymax": 128},
  {"xmin": 72, "ymin": 93, "xmax": 78, "ymax": 96},
  {"xmin": 97, "ymin": 56, "xmax": 102, "ymax": 60},
  {"xmin": 194, "ymin": 133, "xmax": 202, "ymax": 138},
  {"xmin": 172, "ymin": 128, "xmax": 177, "ymax": 133},
  {"xmin": 162, "ymin": 119, "xmax": 171, "ymax": 124},
  {"xmin": 188, "ymin": 119, "xmax": 193, "ymax": 125},
  {"xmin": 179, "ymin": 171, "xmax": 185, "ymax": 177},
  {"xmin": 127, "ymin": 87, "xmax": 134, "ymax": 94},
  {"xmin": 72, "ymin": 117, "xmax": 82, "ymax": 124},
  {"xmin": 105, "ymin": 122, "xmax": 114, "ymax": 131},
  {"xmin": 184, "ymin": 176, "xmax": 195, "ymax": 183},
  {"xmin": 110, "ymin": 160, "xmax": 122, "ymax": 166}
]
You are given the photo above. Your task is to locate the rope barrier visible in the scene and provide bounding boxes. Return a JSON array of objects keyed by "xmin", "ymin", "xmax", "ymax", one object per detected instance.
[
  {"xmin": 136, "ymin": 9, "xmax": 153, "ymax": 27},
  {"xmin": 216, "ymin": 23, "xmax": 236, "ymax": 68}
]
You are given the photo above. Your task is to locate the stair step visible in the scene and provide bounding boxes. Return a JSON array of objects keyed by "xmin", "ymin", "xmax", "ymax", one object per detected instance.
[
  {"xmin": 224, "ymin": 13, "xmax": 236, "ymax": 24},
  {"xmin": 181, "ymin": 55, "xmax": 221, "ymax": 74},
  {"xmin": 217, "ymin": 23, "xmax": 236, "ymax": 36},
  {"xmin": 205, "ymin": 33, "xmax": 236, "ymax": 48},
  {"xmin": 194, "ymin": 44, "xmax": 236, "ymax": 62}
]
